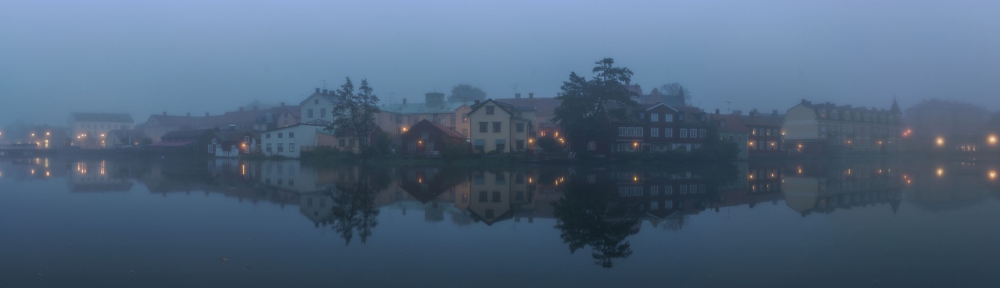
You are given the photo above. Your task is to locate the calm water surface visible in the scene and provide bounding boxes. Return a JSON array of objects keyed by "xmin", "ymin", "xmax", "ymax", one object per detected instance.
[{"xmin": 2, "ymin": 157, "xmax": 1000, "ymax": 288}]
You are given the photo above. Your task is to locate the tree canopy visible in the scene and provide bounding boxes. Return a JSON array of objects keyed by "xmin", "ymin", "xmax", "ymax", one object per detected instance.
[
  {"xmin": 330, "ymin": 77, "xmax": 381, "ymax": 154},
  {"xmin": 660, "ymin": 82, "xmax": 691, "ymax": 103},
  {"xmin": 448, "ymin": 84, "xmax": 487, "ymax": 102},
  {"xmin": 553, "ymin": 58, "xmax": 639, "ymax": 153}
]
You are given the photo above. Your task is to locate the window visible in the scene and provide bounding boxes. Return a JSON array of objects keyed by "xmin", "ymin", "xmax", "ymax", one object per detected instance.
[
  {"xmin": 339, "ymin": 139, "xmax": 345, "ymax": 147},
  {"xmin": 486, "ymin": 106, "xmax": 495, "ymax": 115},
  {"xmin": 277, "ymin": 143, "xmax": 284, "ymax": 152},
  {"xmin": 289, "ymin": 132, "xmax": 294, "ymax": 138},
  {"xmin": 513, "ymin": 139, "xmax": 524, "ymax": 150},
  {"xmin": 278, "ymin": 133, "xmax": 283, "ymax": 139},
  {"xmin": 208, "ymin": 145, "xmax": 215, "ymax": 153},
  {"xmin": 450, "ymin": 115, "xmax": 456, "ymax": 125},
  {"xmin": 493, "ymin": 122, "xmax": 501, "ymax": 133},
  {"xmin": 485, "ymin": 209, "xmax": 495, "ymax": 218},
  {"xmin": 639, "ymin": 113, "xmax": 644, "ymax": 119},
  {"xmin": 474, "ymin": 139, "xmax": 485, "ymax": 152},
  {"xmin": 495, "ymin": 139, "xmax": 506, "ymax": 151},
  {"xmin": 587, "ymin": 141, "xmax": 596, "ymax": 151},
  {"xmin": 651, "ymin": 113, "xmax": 659, "ymax": 122},
  {"xmin": 680, "ymin": 185, "xmax": 688, "ymax": 194},
  {"xmin": 266, "ymin": 133, "xmax": 271, "ymax": 139},
  {"xmin": 289, "ymin": 143, "xmax": 296, "ymax": 152},
  {"xmin": 314, "ymin": 99, "xmax": 319, "ymax": 105},
  {"xmin": 212, "ymin": 138, "xmax": 218, "ymax": 144},
  {"xmin": 478, "ymin": 191, "xmax": 488, "ymax": 202},
  {"xmin": 320, "ymin": 108, "xmax": 326, "ymax": 118},
  {"xmin": 619, "ymin": 127, "xmax": 627, "ymax": 137},
  {"xmin": 680, "ymin": 129, "xmax": 688, "ymax": 138},
  {"xmin": 308, "ymin": 109, "xmax": 314, "ymax": 118},
  {"xmin": 664, "ymin": 114, "xmax": 674, "ymax": 122},
  {"xmin": 421, "ymin": 131, "xmax": 429, "ymax": 140},
  {"xmin": 492, "ymin": 191, "xmax": 501, "ymax": 202},
  {"xmin": 689, "ymin": 129, "xmax": 698, "ymax": 138},
  {"xmin": 665, "ymin": 185, "xmax": 673, "ymax": 195},
  {"xmin": 699, "ymin": 129, "xmax": 707, "ymax": 138},
  {"xmin": 516, "ymin": 123, "xmax": 524, "ymax": 132},
  {"xmin": 243, "ymin": 136, "xmax": 250, "ymax": 143},
  {"xmin": 479, "ymin": 122, "xmax": 488, "ymax": 133},
  {"xmin": 650, "ymin": 186, "xmax": 659, "ymax": 196},
  {"xmin": 665, "ymin": 128, "xmax": 673, "ymax": 138},
  {"xmin": 651, "ymin": 128, "xmax": 659, "ymax": 137},
  {"xmin": 266, "ymin": 143, "xmax": 272, "ymax": 152},
  {"xmin": 496, "ymin": 173, "xmax": 506, "ymax": 185},
  {"xmin": 407, "ymin": 141, "xmax": 416, "ymax": 153}
]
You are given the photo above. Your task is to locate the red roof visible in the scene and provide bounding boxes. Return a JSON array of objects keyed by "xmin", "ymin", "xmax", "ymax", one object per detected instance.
[{"xmin": 413, "ymin": 119, "xmax": 465, "ymax": 139}]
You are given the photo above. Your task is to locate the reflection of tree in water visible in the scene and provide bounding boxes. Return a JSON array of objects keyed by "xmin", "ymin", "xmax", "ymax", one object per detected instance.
[
  {"xmin": 324, "ymin": 167, "xmax": 392, "ymax": 245},
  {"xmin": 553, "ymin": 175, "xmax": 638, "ymax": 268}
]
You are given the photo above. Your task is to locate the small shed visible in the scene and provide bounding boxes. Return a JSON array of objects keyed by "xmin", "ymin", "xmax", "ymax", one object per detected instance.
[{"xmin": 400, "ymin": 119, "xmax": 467, "ymax": 157}]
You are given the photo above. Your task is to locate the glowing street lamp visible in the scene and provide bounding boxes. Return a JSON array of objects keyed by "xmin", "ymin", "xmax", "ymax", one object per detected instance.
[
  {"xmin": 989, "ymin": 135, "xmax": 997, "ymax": 145},
  {"xmin": 989, "ymin": 171, "xmax": 997, "ymax": 180},
  {"xmin": 936, "ymin": 168, "xmax": 944, "ymax": 177},
  {"xmin": 936, "ymin": 137, "xmax": 945, "ymax": 147}
]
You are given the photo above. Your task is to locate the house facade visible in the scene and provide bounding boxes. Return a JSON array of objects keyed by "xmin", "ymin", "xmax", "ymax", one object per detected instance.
[
  {"xmin": 712, "ymin": 113, "xmax": 749, "ymax": 160},
  {"xmin": 467, "ymin": 99, "xmax": 536, "ymax": 153},
  {"xmin": 210, "ymin": 130, "xmax": 259, "ymax": 158},
  {"xmin": 300, "ymin": 88, "xmax": 341, "ymax": 125},
  {"xmin": 740, "ymin": 109, "xmax": 784, "ymax": 157},
  {"xmin": 400, "ymin": 119, "xmax": 467, "ymax": 156},
  {"xmin": 784, "ymin": 99, "xmax": 903, "ymax": 154},
  {"xmin": 260, "ymin": 124, "xmax": 325, "ymax": 158},
  {"xmin": 493, "ymin": 93, "xmax": 562, "ymax": 141},
  {"xmin": 68, "ymin": 113, "xmax": 135, "ymax": 148},
  {"xmin": 315, "ymin": 127, "xmax": 383, "ymax": 154},
  {"xmin": 611, "ymin": 104, "xmax": 713, "ymax": 153},
  {"xmin": 144, "ymin": 104, "xmax": 298, "ymax": 142}
]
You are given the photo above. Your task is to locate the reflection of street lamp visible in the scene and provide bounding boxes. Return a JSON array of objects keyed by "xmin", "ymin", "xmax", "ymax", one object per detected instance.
[{"xmin": 937, "ymin": 168, "xmax": 944, "ymax": 177}]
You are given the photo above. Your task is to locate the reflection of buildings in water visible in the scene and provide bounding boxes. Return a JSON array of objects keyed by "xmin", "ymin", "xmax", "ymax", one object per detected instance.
[
  {"xmin": 0, "ymin": 157, "xmax": 68, "ymax": 181},
  {"xmin": 904, "ymin": 162, "xmax": 994, "ymax": 212},
  {"xmin": 467, "ymin": 170, "xmax": 533, "ymax": 225},
  {"xmin": 68, "ymin": 159, "xmax": 134, "ymax": 192},
  {"xmin": 783, "ymin": 161, "xmax": 902, "ymax": 216},
  {"xmin": 139, "ymin": 159, "xmax": 300, "ymax": 207}
]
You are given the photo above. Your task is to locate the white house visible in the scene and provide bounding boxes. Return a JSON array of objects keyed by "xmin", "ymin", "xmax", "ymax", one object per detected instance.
[
  {"xmin": 300, "ymin": 88, "xmax": 341, "ymax": 125},
  {"xmin": 260, "ymin": 123, "xmax": 325, "ymax": 158}
]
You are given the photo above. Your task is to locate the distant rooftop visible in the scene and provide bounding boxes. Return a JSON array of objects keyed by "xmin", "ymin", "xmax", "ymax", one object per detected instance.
[{"xmin": 71, "ymin": 113, "xmax": 134, "ymax": 123}]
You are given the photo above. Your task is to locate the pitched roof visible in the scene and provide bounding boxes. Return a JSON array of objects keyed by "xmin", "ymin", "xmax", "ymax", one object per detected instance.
[
  {"xmin": 408, "ymin": 119, "xmax": 465, "ymax": 139},
  {"xmin": 108, "ymin": 129, "xmax": 148, "ymax": 140},
  {"xmin": 147, "ymin": 106, "xmax": 299, "ymax": 129},
  {"xmin": 71, "ymin": 113, "xmax": 134, "ymax": 123},
  {"xmin": 492, "ymin": 97, "xmax": 561, "ymax": 117},
  {"xmin": 468, "ymin": 99, "xmax": 536, "ymax": 117},
  {"xmin": 381, "ymin": 101, "xmax": 468, "ymax": 114}
]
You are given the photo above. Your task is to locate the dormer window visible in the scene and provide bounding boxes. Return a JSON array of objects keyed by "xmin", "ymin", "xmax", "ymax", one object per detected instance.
[
  {"xmin": 486, "ymin": 106, "xmax": 495, "ymax": 115},
  {"xmin": 314, "ymin": 100, "xmax": 319, "ymax": 105}
]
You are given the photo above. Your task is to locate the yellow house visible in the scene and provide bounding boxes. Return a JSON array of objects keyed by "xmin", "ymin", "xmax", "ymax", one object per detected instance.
[
  {"xmin": 68, "ymin": 113, "xmax": 135, "ymax": 148},
  {"xmin": 467, "ymin": 170, "xmax": 533, "ymax": 225},
  {"xmin": 784, "ymin": 99, "xmax": 902, "ymax": 154},
  {"xmin": 467, "ymin": 99, "xmax": 536, "ymax": 153}
]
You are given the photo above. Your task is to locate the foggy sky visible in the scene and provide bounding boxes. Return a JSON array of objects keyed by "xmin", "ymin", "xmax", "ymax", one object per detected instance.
[{"xmin": 2, "ymin": 0, "xmax": 998, "ymax": 126}]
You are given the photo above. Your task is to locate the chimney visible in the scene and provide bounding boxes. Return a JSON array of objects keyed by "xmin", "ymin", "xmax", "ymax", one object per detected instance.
[
  {"xmin": 529, "ymin": 93, "xmax": 534, "ymax": 99},
  {"xmin": 205, "ymin": 112, "xmax": 209, "ymax": 117},
  {"xmin": 715, "ymin": 108, "xmax": 720, "ymax": 115},
  {"xmin": 515, "ymin": 93, "xmax": 521, "ymax": 99},
  {"xmin": 162, "ymin": 111, "xmax": 167, "ymax": 116},
  {"xmin": 322, "ymin": 89, "xmax": 328, "ymax": 95},
  {"xmin": 474, "ymin": 100, "xmax": 480, "ymax": 105},
  {"xmin": 772, "ymin": 110, "xmax": 778, "ymax": 116},
  {"xmin": 281, "ymin": 102, "xmax": 285, "ymax": 107},
  {"xmin": 315, "ymin": 88, "xmax": 320, "ymax": 94},
  {"xmin": 402, "ymin": 98, "xmax": 407, "ymax": 105},
  {"xmin": 186, "ymin": 112, "xmax": 191, "ymax": 117},
  {"xmin": 239, "ymin": 107, "xmax": 244, "ymax": 112}
]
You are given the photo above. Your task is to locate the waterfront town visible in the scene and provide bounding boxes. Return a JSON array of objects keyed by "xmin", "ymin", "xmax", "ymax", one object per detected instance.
[{"xmin": 2, "ymin": 80, "xmax": 998, "ymax": 160}]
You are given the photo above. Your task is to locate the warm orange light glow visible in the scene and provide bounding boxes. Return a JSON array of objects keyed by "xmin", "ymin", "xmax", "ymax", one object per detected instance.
[
  {"xmin": 528, "ymin": 178, "xmax": 533, "ymax": 183},
  {"xmin": 418, "ymin": 178, "xmax": 423, "ymax": 183},
  {"xmin": 528, "ymin": 138, "xmax": 534, "ymax": 143},
  {"xmin": 989, "ymin": 171, "xmax": 997, "ymax": 180},
  {"xmin": 937, "ymin": 168, "xmax": 944, "ymax": 177},
  {"xmin": 989, "ymin": 136, "xmax": 997, "ymax": 144},
  {"xmin": 46, "ymin": 132, "xmax": 50, "ymax": 136},
  {"xmin": 554, "ymin": 132, "xmax": 559, "ymax": 137},
  {"xmin": 936, "ymin": 137, "xmax": 944, "ymax": 146},
  {"xmin": 633, "ymin": 176, "xmax": 638, "ymax": 182},
  {"xmin": 45, "ymin": 171, "xmax": 50, "ymax": 177},
  {"xmin": 402, "ymin": 127, "xmax": 408, "ymax": 132},
  {"xmin": 30, "ymin": 133, "xmax": 35, "ymax": 137}
]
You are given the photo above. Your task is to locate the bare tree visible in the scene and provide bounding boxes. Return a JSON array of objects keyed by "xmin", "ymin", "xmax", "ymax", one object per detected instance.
[{"xmin": 660, "ymin": 83, "xmax": 691, "ymax": 103}]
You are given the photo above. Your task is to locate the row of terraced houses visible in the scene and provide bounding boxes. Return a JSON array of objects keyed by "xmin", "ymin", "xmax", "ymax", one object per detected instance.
[{"xmin": 11, "ymin": 83, "xmax": 908, "ymax": 159}]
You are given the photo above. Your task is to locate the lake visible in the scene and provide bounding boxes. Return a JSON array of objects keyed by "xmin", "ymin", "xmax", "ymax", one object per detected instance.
[{"xmin": 2, "ymin": 156, "xmax": 1000, "ymax": 287}]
